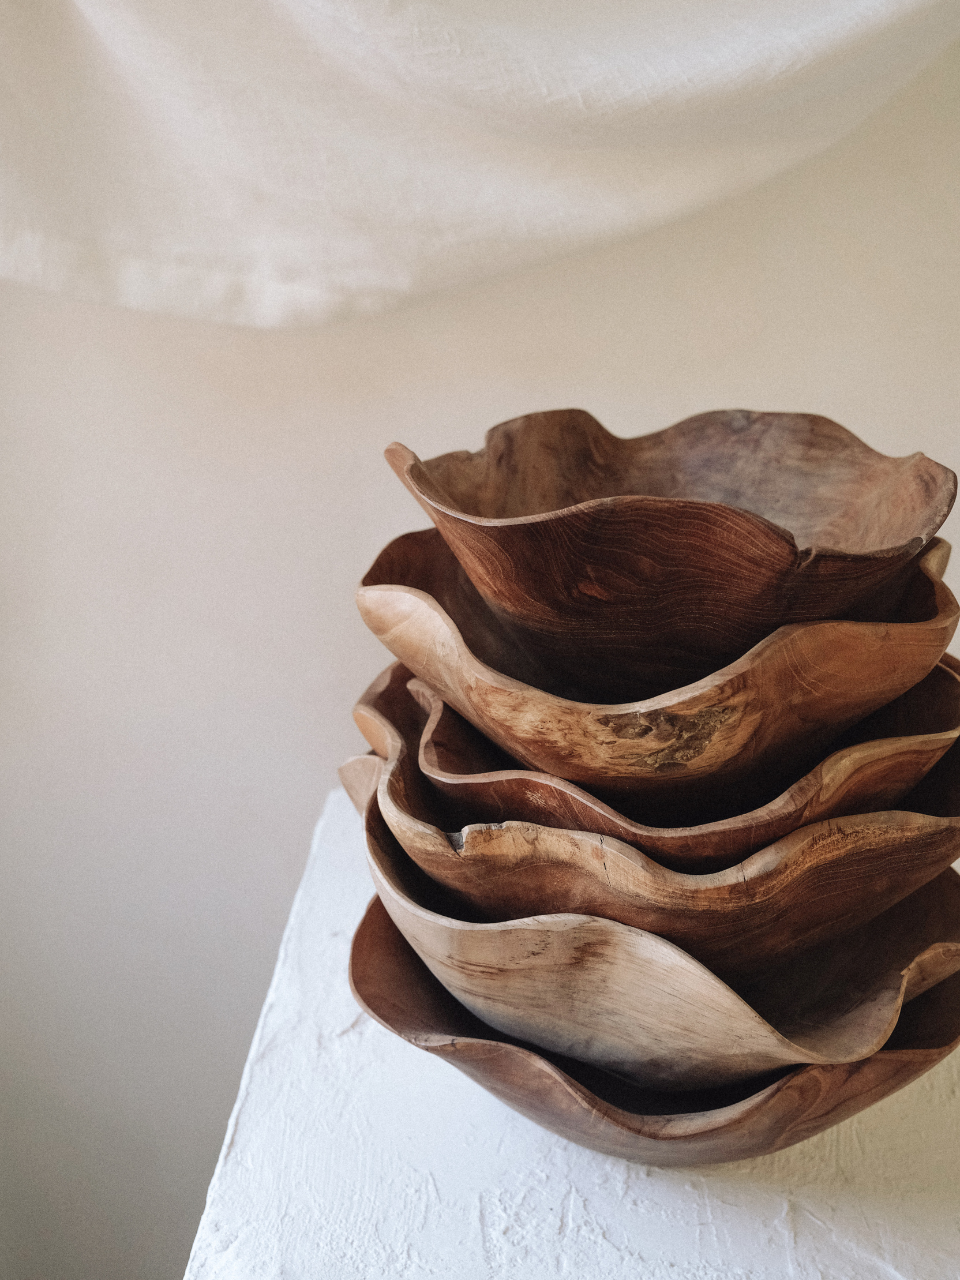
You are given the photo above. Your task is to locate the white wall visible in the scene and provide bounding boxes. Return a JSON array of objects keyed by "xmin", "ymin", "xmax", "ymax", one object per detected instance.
[{"xmin": 0, "ymin": 42, "xmax": 958, "ymax": 1280}]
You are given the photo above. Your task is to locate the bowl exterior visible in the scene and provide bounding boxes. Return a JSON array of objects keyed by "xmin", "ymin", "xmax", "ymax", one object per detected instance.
[
  {"xmin": 362, "ymin": 795, "xmax": 960, "ymax": 1091},
  {"xmin": 358, "ymin": 660, "xmax": 960, "ymax": 977},
  {"xmin": 358, "ymin": 534, "xmax": 958, "ymax": 802}
]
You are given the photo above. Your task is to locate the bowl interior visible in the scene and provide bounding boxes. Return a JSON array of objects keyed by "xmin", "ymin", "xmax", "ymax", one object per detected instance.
[
  {"xmin": 361, "ymin": 526, "xmax": 950, "ymax": 706},
  {"xmin": 406, "ymin": 409, "xmax": 956, "ymax": 555}
]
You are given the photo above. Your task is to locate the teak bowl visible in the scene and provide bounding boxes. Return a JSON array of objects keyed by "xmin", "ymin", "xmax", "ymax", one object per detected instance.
[
  {"xmin": 350, "ymin": 895, "xmax": 960, "ymax": 1167},
  {"xmin": 342, "ymin": 667, "xmax": 960, "ymax": 977},
  {"xmin": 360, "ymin": 797, "xmax": 960, "ymax": 1091},
  {"xmin": 387, "ymin": 410, "xmax": 957, "ymax": 702},
  {"xmin": 353, "ymin": 658, "xmax": 960, "ymax": 869},
  {"xmin": 358, "ymin": 531, "xmax": 958, "ymax": 805}
]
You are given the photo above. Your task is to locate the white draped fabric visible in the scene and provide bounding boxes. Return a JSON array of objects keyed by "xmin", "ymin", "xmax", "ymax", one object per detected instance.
[{"xmin": 1, "ymin": 0, "xmax": 959, "ymax": 325}]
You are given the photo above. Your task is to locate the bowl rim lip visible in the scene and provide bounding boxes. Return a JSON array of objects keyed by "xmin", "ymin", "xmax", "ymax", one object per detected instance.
[
  {"xmin": 413, "ymin": 657, "xmax": 960, "ymax": 787},
  {"xmin": 357, "ymin": 535, "xmax": 957, "ymax": 717},
  {"xmin": 356, "ymin": 660, "xmax": 960, "ymax": 877},
  {"xmin": 387, "ymin": 410, "xmax": 957, "ymax": 559},
  {"xmin": 361, "ymin": 796, "xmax": 960, "ymax": 1077},
  {"xmin": 348, "ymin": 893, "xmax": 960, "ymax": 1143},
  {"xmin": 363, "ymin": 756, "xmax": 960, "ymax": 936}
]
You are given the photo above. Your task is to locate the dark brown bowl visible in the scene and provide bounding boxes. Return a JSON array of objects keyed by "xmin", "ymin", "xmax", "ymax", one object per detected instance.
[
  {"xmin": 349, "ymin": 895, "xmax": 960, "ymax": 1167},
  {"xmin": 387, "ymin": 410, "xmax": 957, "ymax": 702}
]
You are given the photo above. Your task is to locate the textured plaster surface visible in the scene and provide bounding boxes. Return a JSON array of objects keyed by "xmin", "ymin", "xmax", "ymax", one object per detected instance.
[{"xmin": 185, "ymin": 789, "xmax": 960, "ymax": 1279}]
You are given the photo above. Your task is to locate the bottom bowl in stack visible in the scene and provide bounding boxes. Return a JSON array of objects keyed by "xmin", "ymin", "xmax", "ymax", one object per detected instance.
[{"xmin": 349, "ymin": 893, "xmax": 960, "ymax": 1167}]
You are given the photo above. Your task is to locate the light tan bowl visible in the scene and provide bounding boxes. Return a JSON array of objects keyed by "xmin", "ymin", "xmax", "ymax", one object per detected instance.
[
  {"xmin": 358, "ymin": 531, "xmax": 958, "ymax": 804},
  {"xmin": 358, "ymin": 793, "xmax": 960, "ymax": 1092},
  {"xmin": 341, "ymin": 664, "xmax": 960, "ymax": 979},
  {"xmin": 387, "ymin": 410, "xmax": 957, "ymax": 702},
  {"xmin": 353, "ymin": 658, "xmax": 960, "ymax": 868},
  {"xmin": 350, "ymin": 895, "xmax": 960, "ymax": 1167}
]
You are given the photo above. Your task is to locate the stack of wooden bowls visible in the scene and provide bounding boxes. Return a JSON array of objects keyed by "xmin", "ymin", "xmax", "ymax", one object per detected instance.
[{"xmin": 343, "ymin": 408, "xmax": 960, "ymax": 1166}]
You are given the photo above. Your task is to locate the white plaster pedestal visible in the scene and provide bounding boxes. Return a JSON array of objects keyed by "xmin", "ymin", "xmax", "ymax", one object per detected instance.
[{"xmin": 185, "ymin": 789, "xmax": 960, "ymax": 1279}]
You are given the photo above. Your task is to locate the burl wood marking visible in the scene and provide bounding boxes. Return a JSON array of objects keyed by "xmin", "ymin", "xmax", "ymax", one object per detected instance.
[
  {"xmin": 357, "ymin": 532, "xmax": 957, "ymax": 801},
  {"xmin": 410, "ymin": 657, "xmax": 960, "ymax": 865}
]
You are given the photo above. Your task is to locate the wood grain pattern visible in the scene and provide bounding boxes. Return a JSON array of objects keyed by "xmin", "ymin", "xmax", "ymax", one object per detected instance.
[
  {"xmin": 350, "ymin": 895, "xmax": 960, "ymax": 1166},
  {"xmin": 387, "ymin": 410, "xmax": 957, "ymax": 702},
  {"xmin": 350, "ymin": 663, "xmax": 960, "ymax": 976},
  {"xmin": 398, "ymin": 658, "xmax": 960, "ymax": 863},
  {"xmin": 358, "ymin": 532, "xmax": 958, "ymax": 804},
  {"xmin": 362, "ymin": 797, "xmax": 960, "ymax": 1091}
]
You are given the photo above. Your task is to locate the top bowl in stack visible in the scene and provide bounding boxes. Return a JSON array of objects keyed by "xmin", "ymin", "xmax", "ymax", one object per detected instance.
[{"xmin": 386, "ymin": 408, "xmax": 956, "ymax": 702}]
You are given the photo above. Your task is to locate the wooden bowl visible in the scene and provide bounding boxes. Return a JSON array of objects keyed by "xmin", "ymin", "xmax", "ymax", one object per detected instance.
[
  {"xmin": 355, "ymin": 658, "xmax": 960, "ymax": 868},
  {"xmin": 350, "ymin": 895, "xmax": 960, "ymax": 1167},
  {"xmin": 358, "ymin": 532, "xmax": 958, "ymax": 805},
  {"xmin": 342, "ymin": 665, "xmax": 960, "ymax": 978},
  {"xmin": 359, "ymin": 795, "xmax": 960, "ymax": 1091},
  {"xmin": 387, "ymin": 410, "xmax": 957, "ymax": 702}
]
